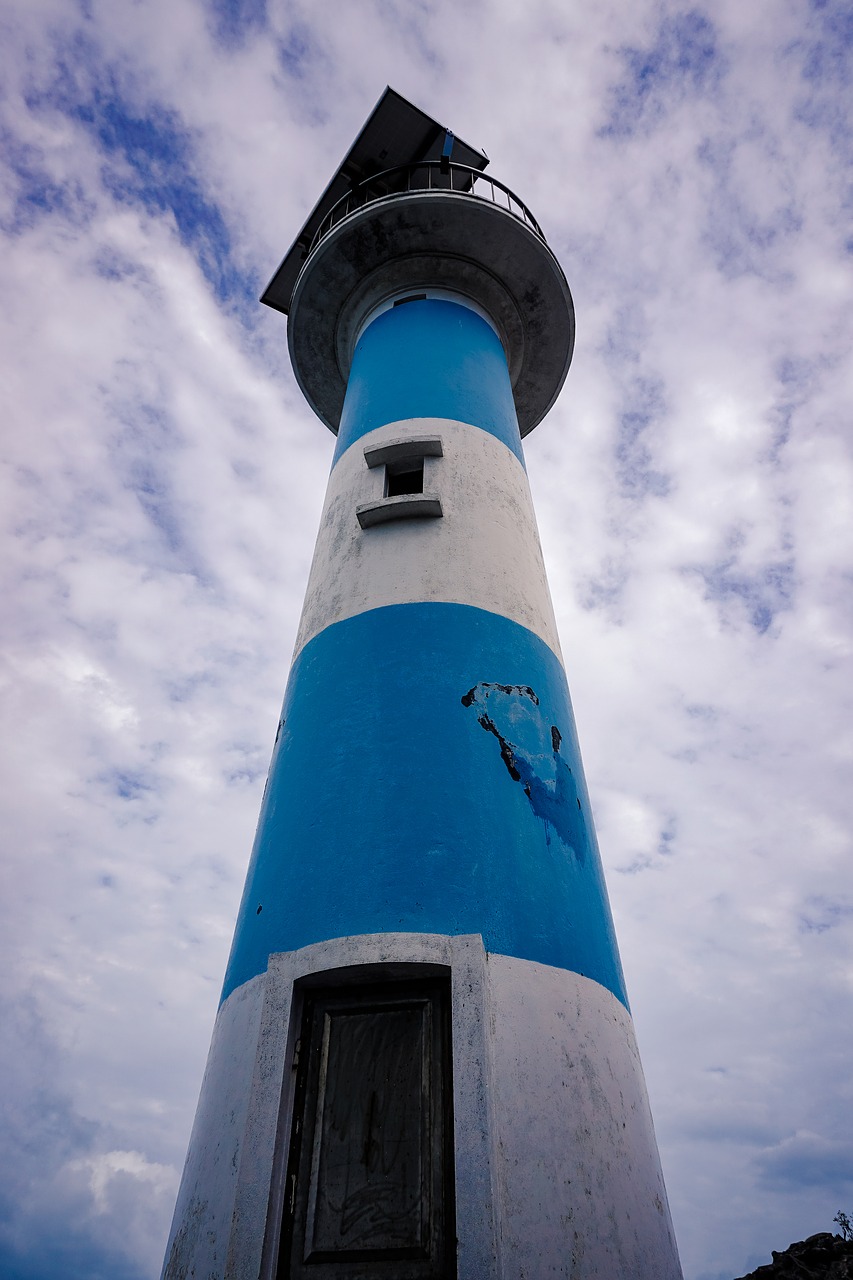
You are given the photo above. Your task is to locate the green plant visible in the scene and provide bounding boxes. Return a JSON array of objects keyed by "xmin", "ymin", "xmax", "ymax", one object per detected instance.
[{"xmin": 834, "ymin": 1210, "xmax": 852, "ymax": 1241}]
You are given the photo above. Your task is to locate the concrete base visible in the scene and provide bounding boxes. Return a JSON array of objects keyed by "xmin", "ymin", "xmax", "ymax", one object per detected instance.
[
  {"xmin": 487, "ymin": 952, "xmax": 681, "ymax": 1278},
  {"xmin": 162, "ymin": 935, "xmax": 681, "ymax": 1280}
]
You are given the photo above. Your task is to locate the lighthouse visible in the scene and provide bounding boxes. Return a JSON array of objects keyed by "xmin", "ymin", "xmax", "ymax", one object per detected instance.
[{"xmin": 162, "ymin": 88, "xmax": 682, "ymax": 1280}]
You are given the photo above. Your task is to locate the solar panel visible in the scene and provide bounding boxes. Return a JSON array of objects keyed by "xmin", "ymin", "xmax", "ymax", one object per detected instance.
[{"xmin": 260, "ymin": 87, "xmax": 488, "ymax": 315}]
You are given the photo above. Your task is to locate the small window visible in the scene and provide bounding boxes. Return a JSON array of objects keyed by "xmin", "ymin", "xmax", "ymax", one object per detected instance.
[
  {"xmin": 357, "ymin": 436, "xmax": 444, "ymax": 530},
  {"xmin": 385, "ymin": 459, "xmax": 424, "ymax": 497},
  {"xmin": 277, "ymin": 978, "xmax": 455, "ymax": 1279}
]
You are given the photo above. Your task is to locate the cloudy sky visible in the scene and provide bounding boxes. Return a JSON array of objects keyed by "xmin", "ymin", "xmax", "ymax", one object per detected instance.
[{"xmin": 1, "ymin": 1, "xmax": 852, "ymax": 1277}]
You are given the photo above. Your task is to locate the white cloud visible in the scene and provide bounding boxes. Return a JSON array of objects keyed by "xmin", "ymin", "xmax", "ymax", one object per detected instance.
[{"xmin": 71, "ymin": 1148, "xmax": 177, "ymax": 1214}]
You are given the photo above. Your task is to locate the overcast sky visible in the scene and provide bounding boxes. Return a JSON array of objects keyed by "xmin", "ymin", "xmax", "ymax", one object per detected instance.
[{"xmin": 1, "ymin": 2, "xmax": 852, "ymax": 1278}]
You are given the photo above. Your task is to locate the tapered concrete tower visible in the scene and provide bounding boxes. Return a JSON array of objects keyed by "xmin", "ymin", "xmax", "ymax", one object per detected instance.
[{"xmin": 163, "ymin": 89, "xmax": 681, "ymax": 1280}]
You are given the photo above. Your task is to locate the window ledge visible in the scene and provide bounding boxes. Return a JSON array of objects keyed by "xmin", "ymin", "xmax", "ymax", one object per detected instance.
[
  {"xmin": 363, "ymin": 436, "xmax": 443, "ymax": 468},
  {"xmin": 356, "ymin": 493, "xmax": 443, "ymax": 529}
]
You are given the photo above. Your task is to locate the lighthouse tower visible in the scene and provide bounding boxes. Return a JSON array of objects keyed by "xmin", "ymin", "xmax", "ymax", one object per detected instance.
[{"xmin": 162, "ymin": 89, "xmax": 682, "ymax": 1280}]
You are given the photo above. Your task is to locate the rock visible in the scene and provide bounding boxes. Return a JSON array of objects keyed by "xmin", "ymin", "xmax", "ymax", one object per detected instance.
[{"xmin": 734, "ymin": 1232, "xmax": 853, "ymax": 1279}]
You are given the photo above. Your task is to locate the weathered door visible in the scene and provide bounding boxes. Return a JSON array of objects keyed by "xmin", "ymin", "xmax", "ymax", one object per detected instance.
[{"xmin": 278, "ymin": 978, "xmax": 455, "ymax": 1279}]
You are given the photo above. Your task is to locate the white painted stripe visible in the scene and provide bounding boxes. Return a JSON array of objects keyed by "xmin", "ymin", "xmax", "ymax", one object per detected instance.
[
  {"xmin": 486, "ymin": 952, "xmax": 682, "ymax": 1279},
  {"xmin": 161, "ymin": 972, "xmax": 266, "ymax": 1280},
  {"xmin": 294, "ymin": 417, "xmax": 563, "ymax": 662}
]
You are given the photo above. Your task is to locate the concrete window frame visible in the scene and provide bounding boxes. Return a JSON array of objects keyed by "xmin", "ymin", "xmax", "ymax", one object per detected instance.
[
  {"xmin": 356, "ymin": 437, "xmax": 444, "ymax": 529},
  {"xmin": 223, "ymin": 933, "xmax": 499, "ymax": 1280}
]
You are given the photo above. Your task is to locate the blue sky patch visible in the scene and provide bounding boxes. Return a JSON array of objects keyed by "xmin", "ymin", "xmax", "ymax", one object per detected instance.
[
  {"xmin": 691, "ymin": 553, "xmax": 796, "ymax": 634},
  {"xmin": 125, "ymin": 456, "xmax": 185, "ymax": 557},
  {"xmin": 0, "ymin": 1235, "xmax": 148, "ymax": 1280},
  {"xmin": 801, "ymin": 0, "xmax": 853, "ymax": 84},
  {"xmin": 578, "ymin": 556, "xmax": 629, "ymax": 615},
  {"xmin": 697, "ymin": 137, "xmax": 802, "ymax": 280},
  {"xmin": 277, "ymin": 23, "xmax": 313, "ymax": 76},
  {"xmin": 0, "ymin": 125, "xmax": 94, "ymax": 235},
  {"xmin": 207, "ymin": 0, "xmax": 268, "ymax": 49},
  {"xmin": 798, "ymin": 896, "xmax": 853, "ymax": 934},
  {"xmin": 788, "ymin": 3, "xmax": 853, "ymax": 206},
  {"xmin": 83, "ymin": 94, "xmax": 251, "ymax": 304},
  {"xmin": 756, "ymin": 1130, "xmax": 853, "ymax": 1191},
  {"xmin": 100, "ymin": 768, "xmax": 152, "ymax": 801},
  {"xmin": 0, "ymin": 997, "xmax": 146, "ymax": 1280},
  {"xmin": 103, "ymin": 399, "xmax": 215, "ymax": 582},
  {"xmin": 600, "ymin": 9, "xmax": 723, "ymax": 138},
  {"xmin": 658, "ymin": 817, "xmax": 678, "ymax": 855},
  {"xmin": 25, "ymin": 43, "xmax": 254, "ymax": 306},
  {"xmin": 105, "ymin": 401, "xmax": 189, "ymax": 561},
  {"xmin": 768, "ymin": 355, "xmax": 818, "ymax": 459},
  {"xmin": 616, "ymin": 377, "xmax": 671, "ymax": 499}
]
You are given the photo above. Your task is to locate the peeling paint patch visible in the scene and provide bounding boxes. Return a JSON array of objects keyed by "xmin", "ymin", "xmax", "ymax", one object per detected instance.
[{"xmin": 462, "ymin": 681, "xmax": 587, "ymax": 859}]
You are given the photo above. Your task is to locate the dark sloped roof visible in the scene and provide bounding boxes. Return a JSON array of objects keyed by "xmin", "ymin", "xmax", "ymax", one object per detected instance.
[{"xmin": 261, "ymin": 86, "xmax": 488, "ymax": 315}]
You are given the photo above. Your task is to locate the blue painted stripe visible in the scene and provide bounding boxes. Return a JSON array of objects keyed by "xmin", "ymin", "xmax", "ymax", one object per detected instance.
[
  {"xmin": 221, "ymin": 603, "xmax": 628, "ymax": 1008},
  {"xmin": 334, "ymin": 299, "xmax": 525, "ymax": 468}
]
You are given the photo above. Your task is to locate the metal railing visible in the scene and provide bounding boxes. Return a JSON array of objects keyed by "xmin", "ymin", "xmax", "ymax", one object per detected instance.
[{"xmin": 308, "ymin": 161, "xmax": 545, "ymax": 255}]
